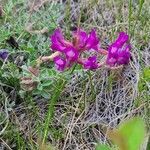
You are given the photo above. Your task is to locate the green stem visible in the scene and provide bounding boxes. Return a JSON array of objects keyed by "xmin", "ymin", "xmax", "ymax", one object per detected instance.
[
  {"xmin": 131, "ymin": 0, "xmax": 145, "ymax": 37},
  {"xmin": 70, "ymin": 64, "xmax": 77, "ymax": 75},
  {"xmin": 42, "ymin": 78, "xmax": 67, "ymax": 144},
  {"xmin": 128, "ymin": 0, "xmax": 132, "ymax": 34},
  {"xmin": 87, "ymin": 71, "xmax": 96, "ymax": 100}
]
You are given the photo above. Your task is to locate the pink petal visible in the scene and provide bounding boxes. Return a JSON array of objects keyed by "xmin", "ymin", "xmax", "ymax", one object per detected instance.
[
  {"xmin": 53, "ymin": 56, "xmax": 66, "ymax": 71},
  {"xmin": 83, "ymin": 56, "xmax": 99, "ymax": 70},
  {"xmin": 50, "ymin": 28, "xmax": 72, "ymax": 52},
  {"xmin": 72, "ymin": 28, "xmax": 88, "ymax": 49},
  {"xmin": 85, "ymin": 29, "xmax": 99, "ymax": 50},
  {"xmin": 64, "ymin": 47, "xmax": 79, "ymax": 61},
  {"xmin": 114, "ymin": 32, "xmax": 129, "ymax": 48},
  {"xmin": 117, "ymin": 45, "xmax": 131, "ymax": 65}
]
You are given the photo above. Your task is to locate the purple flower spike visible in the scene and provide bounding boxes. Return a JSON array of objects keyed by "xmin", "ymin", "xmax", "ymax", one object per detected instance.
[
  {"xmin": 50, "ymin": 29, "xmax": 72, "ymax": 52},
  {"xmin": 106, "ymin": 32, "xmax": 131, "ymax": 67},
  {"xmin": 53, "ymin": 56, "xmax": 66, "ymax": 71},
  {"xmin": 65, "ymin": 47, "xmax": 79, "ymax": 61},
  {"xmin": 0, "ymin": 49, "xmax": 8, "ymax": 60},
  {"xmin": 83, "ymin": 56, "xmax": 99, "ymax": 70},
  {"xmin": 85, "ymin": 29, "xmax": 99, "ymax": 50}
]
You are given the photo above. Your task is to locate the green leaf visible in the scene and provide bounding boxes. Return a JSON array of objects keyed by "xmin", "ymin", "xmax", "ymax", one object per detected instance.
[
  {"xmin": 41, "ymin": 91, "xmax": 51, "ymax": 99},
  {"xmin": 96, "ymin": 144, "xmax": 111, "ymax": 150},
  {"xmin": 118, "ymin": 117, "xmax": 145, "ymax": 150},
  {"xmin": 42, "ymin": 80, "xmax": 52, "ymax": 87},
  {"xmin": 37, "ymin": 83, "xmax": 43, "ymax": 91}
]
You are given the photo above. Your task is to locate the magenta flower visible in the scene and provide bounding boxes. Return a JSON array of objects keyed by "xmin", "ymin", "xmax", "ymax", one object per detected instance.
[
  {"xmin": 83, "ymin": 56, "xmax": 99, "ymax": 70},
  {"xmin": 114, "ymin": 32, "xmax": 129, "ymax": 47},
  {"xmin": 106, "ymin": 32, "xmax": 131, "ymax": 67},
  {"xmin": 53, "ymin": 56, "xmax": 66, "ymax": 71},
  {"xmin": 84, "ymin": 29, "xmax": 99, "ymax": 50},
  {"xmin": 50, "ymin": 28, "xmax": 100, "ymax": 71},
  {"xmin": 65, "ymin": 47, "xmax": 79, "ymax": 61},
  {"xmin": 73, "ymin": 29, "xmax": 99, "ymax": 51},
  {"xmin": 50, "ymin": 29, "xmax": 73, "ymax": 52}
]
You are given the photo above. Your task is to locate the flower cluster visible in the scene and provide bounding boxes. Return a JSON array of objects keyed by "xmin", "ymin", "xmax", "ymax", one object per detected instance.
[
  {"xmin": 106, "ymin": 32, "xmax": 131, "ymax": 67},
  {"xmin": 50, "ymin": 28, "xmax": 131, "ymax": 71}
]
